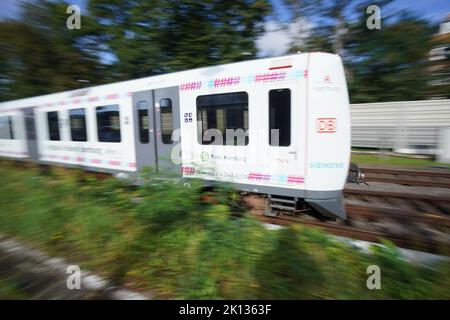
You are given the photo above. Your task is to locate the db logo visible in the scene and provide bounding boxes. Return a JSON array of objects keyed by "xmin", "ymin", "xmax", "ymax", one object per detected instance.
[{"xmin": 316, "ymin": 118, "xmax": 337, "ymax": 133}]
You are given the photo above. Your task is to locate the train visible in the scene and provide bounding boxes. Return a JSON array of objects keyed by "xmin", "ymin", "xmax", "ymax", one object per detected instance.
[{"xmin": 0, "ymin": 52, "xmax": 351, "ymax": 220}]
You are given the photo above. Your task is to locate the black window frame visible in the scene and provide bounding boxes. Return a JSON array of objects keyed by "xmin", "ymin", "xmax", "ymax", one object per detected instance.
[
  {"xmin": 196, "ymin": 91, "xmax": 249, "ymax": 146},
  {"xmin": 8, "ymin": 116, "xmax": 14, "ymax": 140},
  {"xmin": 269, "ymin": 88, "xmax": 291, "ymax": 147},
  {"xmin": 137, "ymin": 101, "xmax": 149, "ymax": 144},
  {"xmin": 47, "ymin": 111, "xmax": 61, "ymax": 141},
  {"xmin": 69, "ymin": 108, "xmax": 88, "ymax": 142},
  {"xmin": 160, "ymin": 98, "xmax": 173, "ymax": 144},
  {"xmin": 96, "ymin": 104, "xmax": 121, "ymax": 143}
]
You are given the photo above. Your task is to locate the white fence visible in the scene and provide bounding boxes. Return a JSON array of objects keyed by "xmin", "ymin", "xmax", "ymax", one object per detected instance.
[{"xmin": 350, "ymin": 99, "xmax": 450, "ymax": 156}]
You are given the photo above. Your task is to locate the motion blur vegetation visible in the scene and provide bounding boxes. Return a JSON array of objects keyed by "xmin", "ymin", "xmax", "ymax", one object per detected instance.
[
  {"xmin": 0, "ymin": 0, "xmax": 447, "ymax": 102},
  {"xmin": 0, "ymin": 160, "xmax": 448, "ymax": 299}
]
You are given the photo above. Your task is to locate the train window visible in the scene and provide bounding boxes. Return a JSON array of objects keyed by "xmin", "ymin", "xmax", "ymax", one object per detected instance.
[
  {"xmin": 160, "ymin": 98, "xmax": 173, "ymax": 144},
  {"xmin": 0, "ymin": 116, "xmax": 14, "ymax": 139},
  {"xmin": 69, "ymin": 108, "xmax": 87, "ymax": 142},
  {"xmin": 137, "ymin": 101, "xmax": 149, "ymax": 144},
  {"xmin": 196, "ymin": 92, "xmax": 249, "ymax": 146},
  {"xmin": 8, "ymin": 116, "xmax": 14, "ymax": 139},
  {"xmin": 269, "ymin": 89, "xmax": 291, "ymax": 147},
  {"xmin": 47, "ymin": 111, "xmax": 61, "ymax": 141},
  {"xmin": 96, "ymin": 105, "xmax": 121, "ymax": 143}
]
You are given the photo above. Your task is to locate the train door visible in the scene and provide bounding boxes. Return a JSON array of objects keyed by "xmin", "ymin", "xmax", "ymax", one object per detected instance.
[
  {"xmin": 267, "ymin": 87, "xmax": 303, "ymax": 179},
  {"xmin": 23, "ymin": 107, "xmax": 38, "ymax": 161},
  {"xmin": 132, "ymin": 90, "xmax": 157, "ymax": 171},
  {"xmin": 153, "ymin": 86, "xmax": 181, "ymax": 173}
]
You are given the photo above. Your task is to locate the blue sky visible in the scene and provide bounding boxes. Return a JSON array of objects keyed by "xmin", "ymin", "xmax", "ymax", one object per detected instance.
[{"xmin": 271, "ymin": 0, "xmax": 449, "ymax": 24}]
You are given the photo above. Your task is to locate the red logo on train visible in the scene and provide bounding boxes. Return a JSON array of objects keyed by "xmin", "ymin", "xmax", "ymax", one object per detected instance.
[{"xmin": 316, "ymin": 118, "xmax": 337, "ymax": 133}]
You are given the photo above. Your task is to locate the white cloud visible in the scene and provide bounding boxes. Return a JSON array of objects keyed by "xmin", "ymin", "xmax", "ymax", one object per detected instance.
[{"xmin": 256, "ymin": 18, "xmax": 314, "ymax": 57}]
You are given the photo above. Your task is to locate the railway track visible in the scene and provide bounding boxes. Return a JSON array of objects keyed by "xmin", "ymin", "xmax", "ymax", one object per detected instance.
[
  {"xmin": 360, "ymin": 166, "xmax": 450, "ymax": 188},
  {"xmin": 254, "ymin": 213, "xmax": 447, "ymax": 254},
  {"xmin": 246, "ymin": 200, "xmax": 449, "ymax": 254},
  {"xmin": 244, "ymin": 170, "xmax": 450, "ymax": 255},
  {"xmin": 344, "ymin": 186, "xmax": 450, "ymax": 219}
]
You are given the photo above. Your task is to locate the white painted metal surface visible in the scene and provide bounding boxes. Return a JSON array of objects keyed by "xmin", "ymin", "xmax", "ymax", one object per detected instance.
[
  {"xmin": 438, "ymin": 127, "xmax": 450, "ymax": 162},
  {"xmin": 350, "ymin": 99, "xmax": 450, "ymax": 155}
]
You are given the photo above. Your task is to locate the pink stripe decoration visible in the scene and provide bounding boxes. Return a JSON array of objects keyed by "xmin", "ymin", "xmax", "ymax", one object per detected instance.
[
  {"xmin": 214, "ymin": 76, "xmax": 240, "ymax": 87},
  {"xmin": 181, "ymin": 166, "xmax": 196, "ymax": 175},
  {"xmin": 248, "ymin": 173, "xmax": 271, "ymax": 181},
  {"xmin": 109, "ymin": 160, "xmax": 121, "ymax": 166},
  {"xmin": 91, "ymin": 159, "xmax": 101, "ymax": 164},
  {"xmin": 180, "ymin": 81, "xmax": 202, "ymax": 91},
  {"xmin": 287, "ymin": 176, "xmax": 305, "ymax": 184},
  {"xmin": 89, "ymin": 96, "xmax": 99, "ymax": 102},
  {"xmin": 255, "ymin": 72, "xmax": 286, "ymax": 83}
]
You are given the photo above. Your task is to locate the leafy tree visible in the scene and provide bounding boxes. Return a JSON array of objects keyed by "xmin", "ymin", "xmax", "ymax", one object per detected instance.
[
  {"xmin": 0, "ymin": 0, "xmax": 107, "ymax": 101},
  {"xmin": 283, "ymin": 0, "xmax": 433, "ymax": 103},
  {"xmin": 346, "ymin": 10, "xmax": 433, "ymax": 102},
  {"xmin": 88, "ymin": 0, "xmax": 272, "ymax": 79},
  {"xmin": 283, "ymin": 0, "xmax": 364, "ymax": 57},
  {"xmin": 0, "ymin": 0, "xmax": 272, "ymax": 101}
]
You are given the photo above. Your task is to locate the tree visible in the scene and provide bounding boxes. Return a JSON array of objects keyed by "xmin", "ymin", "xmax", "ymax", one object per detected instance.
[
  {"xmin": 282, "ymin": 0, "xmax": 433, "ymax": 103},
  {"xmin": 0, "ymin": 0, "xmax": 104, "ymax": 101},
  {"xmin": 88, "ymin": 0, "xmax": 272, "ymax": 79},
  {"xmin": 346, "ymin": 10, "xmax": 433, "ymax": 102},
  {"xmin": 283, "ymin": 0, "xmax": 360, "ymax": 57}
]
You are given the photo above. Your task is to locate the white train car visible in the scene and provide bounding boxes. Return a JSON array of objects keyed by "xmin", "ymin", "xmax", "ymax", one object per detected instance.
[{"xmin": 0, "ymin": 53, "xmax": 351, "ymax": 219}]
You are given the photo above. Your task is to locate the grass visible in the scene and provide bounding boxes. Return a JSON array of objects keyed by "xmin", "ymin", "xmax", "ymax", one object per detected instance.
[
  {"xmin": 351, "ymin": 153, "xmax": 450, "ymax": 168},
  {"xmin": 0, "ymin": 159, "xmax": 449, "ymax": 299}
]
